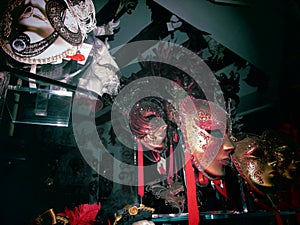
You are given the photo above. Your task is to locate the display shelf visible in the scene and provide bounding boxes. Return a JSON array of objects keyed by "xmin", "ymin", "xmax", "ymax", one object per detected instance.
[{"xmin": 152, "ymin": 210, "xmax": 298, "ymax": 224}]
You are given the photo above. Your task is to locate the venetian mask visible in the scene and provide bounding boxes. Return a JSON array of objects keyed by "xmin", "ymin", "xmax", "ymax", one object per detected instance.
[
  {"xmin": 0, "ymin": 0, "xmax": 95, "ymax": 64},
  {"xmin": 129, "ymin": 99, "xmax": 168, "ymax": 152},
  {"xmin": 261, "ymin": 129, "xmax": 300, "ymax": 181},
  {"xmin": 179, "ymin": 96, "xmax": 229, "ymax": 175},
  {"xmin": 232, "ymin": 134, "xmax": 278, "ymax": 188}
]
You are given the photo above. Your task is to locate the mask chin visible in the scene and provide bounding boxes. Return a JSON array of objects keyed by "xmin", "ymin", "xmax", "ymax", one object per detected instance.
[
  {"xmin": 140, "ymin": 135, "xmax": 165, "ymax": 152},
  {"xmin": 204, "ymin": 169, "xmax": 225, "ymax": 179}
]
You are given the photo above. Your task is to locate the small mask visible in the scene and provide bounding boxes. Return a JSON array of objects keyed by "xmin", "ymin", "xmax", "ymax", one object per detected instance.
[
  {"xmin": 261, "ymin": 129, "xmax": 300, "ymax": 181},
  {"xmin": 233, "ymin": 134, "xmax": 278, "ymax": 188},
  {"xmin": 129, "ymin": 99, "xmax": 168, "ymax": 152}
]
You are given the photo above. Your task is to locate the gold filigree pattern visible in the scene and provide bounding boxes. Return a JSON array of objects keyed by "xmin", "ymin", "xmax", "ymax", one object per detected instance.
[
  {"xmin": 113, "ymin": 204, "xmax": 155, "ymax": 225},
  {"xmin": 146, "ymin": 181, "xmax": 186, "ymax": 213},
  {"xmin": 127, "ymin": 205, "xmax": 139, "ymax": 215}
]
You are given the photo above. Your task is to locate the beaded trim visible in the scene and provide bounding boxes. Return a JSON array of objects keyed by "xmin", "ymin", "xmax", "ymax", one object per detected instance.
[
  {"xmin": 12, "ymin": 32, "xmax": 59, "ymax": 58},
  {"xmin": 46, "ymin": 0, "xmax": 83, "ymax": 45},
  {"xmin": 0, "ymin": 39, "xmax": 78, "ymax": 64}
]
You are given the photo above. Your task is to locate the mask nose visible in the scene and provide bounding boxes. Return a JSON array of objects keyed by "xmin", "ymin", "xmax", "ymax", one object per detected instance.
[
  {"xmin": 268, "ymin": 160, "xmax": 277, "ymax": 167},
  {"xmin": 289, "ymin": 159, "xmax": 298, "ymax": 170},
  {"xmin": 154, "ymin": 124, "xmax": 168, "ymax": 135},
  {"xmin": 223, "ymin": 136, "xmax": 235, "ymax": 153}
]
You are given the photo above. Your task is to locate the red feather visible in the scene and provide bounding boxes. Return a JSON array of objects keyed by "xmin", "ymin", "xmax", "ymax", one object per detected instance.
[{"xmin": 57, "ymin": 203, "xmax": 101, "ymax": 225}]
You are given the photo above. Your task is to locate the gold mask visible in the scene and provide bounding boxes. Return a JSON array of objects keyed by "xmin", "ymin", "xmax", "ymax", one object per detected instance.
[
  {"xmin": 261, "ymin": 129, "xmax": 300, "ymax": 181},
  {"xmin": 233, "ymin": 134, "xmax": 278, "ymax": 188}
]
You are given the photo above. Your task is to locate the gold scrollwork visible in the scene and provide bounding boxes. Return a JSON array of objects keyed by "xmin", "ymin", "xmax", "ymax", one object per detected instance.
[
  {"xmin": 128, "ymin": 205, "xmax": 139, "ymax": 215},
  {"xmin": 113, "ymin": 204, "xmax": 155, "ymax": 225}
]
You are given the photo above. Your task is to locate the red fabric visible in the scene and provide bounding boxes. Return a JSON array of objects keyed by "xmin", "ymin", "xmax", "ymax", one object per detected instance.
[
  {"xmin": 197, "ymin": 172, "xmax": 209, "ymax": 185},
  {"xmin": 213, "ymin": 179, "xmax": 229, "ymax": 199},
  {"xmin": 185, "ymin": 152, "xmax": 200, "ymax": 225},
  {"xmin": 138, "ymin": 142, "xmax": 144, "ymax": 197},
  {"xmin": 66, "ymin": 53, "xmax": 85, "ymax": 61},
  {"xmin": 279, "ymin": 122, "xmax": 300, "ymax": 143},
  {"xmin": 57, "ymin": 203, "xmax": 101, "ymax": 225}
]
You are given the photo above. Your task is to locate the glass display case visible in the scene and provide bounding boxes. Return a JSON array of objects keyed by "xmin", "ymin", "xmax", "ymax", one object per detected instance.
[{"xmin": 0, "ymin": 58, "xmax": 94, "ymax": 127}]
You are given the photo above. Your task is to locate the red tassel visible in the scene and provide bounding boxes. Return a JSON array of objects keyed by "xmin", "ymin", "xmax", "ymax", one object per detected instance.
[
  {"xmin": 168, "ymin": 140, "xmax": 174, "ymax": 185},
  {"xmin": 184, "ymin": 152, "xmax": 200, "ymax": 225},
  {"xmin": 174, "ymin": 130, "xmax": 178, "ymax": 142},
  {"xmin": 138, "ymin": 142, "xmax": 144, "ymax": 197}
]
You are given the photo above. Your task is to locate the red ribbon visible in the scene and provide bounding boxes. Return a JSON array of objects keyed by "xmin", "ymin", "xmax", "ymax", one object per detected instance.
[
  {"xmin": 138, "ymin": 142, "xmax": 144, "ymax": 197},
  {"xmin": 66, "ymin": 53, "xmax": 85, "ymax": 61},
  {"xmin": 213, "ymin": 179, "xmax": 228, "ymax": 199},
  {"xmin": 167, "ymin": 141, "xmax": 174, "ymax": 185},
  {"xmin": 185, "ymin": 152, "xmax": 200, "ymax": 225},
  {"xmin": 254, "ymin": 199, "xmax": 283, "ymax": 225}
]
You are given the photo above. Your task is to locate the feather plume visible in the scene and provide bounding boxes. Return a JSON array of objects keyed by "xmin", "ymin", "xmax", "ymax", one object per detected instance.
[{"xmin": 57, "ymin": 203, "xmax": 101, "ymax": 225}]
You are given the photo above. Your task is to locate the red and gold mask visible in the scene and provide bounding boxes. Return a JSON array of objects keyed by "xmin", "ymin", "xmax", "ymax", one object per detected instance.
[
  {"xmin": 233, "ymin": 134, "xmax": 278, "ymax": 188},
  {"xmin": 179, "ymin": 96, "xmax": 228, "ymax": 174},
  {"xmin": 129, "ymin": 99, "xmax": 168, "ymax": 152}
]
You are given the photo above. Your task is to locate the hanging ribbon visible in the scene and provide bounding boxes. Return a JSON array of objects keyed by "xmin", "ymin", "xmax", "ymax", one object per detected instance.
[
  {"xmin": 184, "ymin": 152, "xmax": 200, "ymax": 225},
  {"xmin": 167, "ymin": 140, "xmax": 174, "ymax": 185},
  {"xmin": 254, "ymin": 199, "xmax": 283, "ymax": 225},
  {"xmin": 138, "ymin": 142, "xmax": 144, "ymax": 197}
]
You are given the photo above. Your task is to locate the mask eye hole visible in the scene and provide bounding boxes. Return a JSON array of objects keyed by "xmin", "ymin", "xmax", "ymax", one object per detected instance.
[
  {"xmin": 245, "ymin": 148, "xmax": 265, "ymax": 159},
  {"xmin": 148, "ymin": 116, "xmax": 166, "ymax": 128},
  {"xmin": 206, "ymin": 129, "xmax": 223, "ymax": 138}
]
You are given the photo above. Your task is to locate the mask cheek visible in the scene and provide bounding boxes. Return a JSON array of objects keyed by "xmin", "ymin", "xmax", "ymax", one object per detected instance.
[
  {"xmin": 193, "ymin": 131, "xmax": 224, "ymax": 170},
  {"xmin": 247, "ymin": 160, "xmax": 266, "ymax": 185}
]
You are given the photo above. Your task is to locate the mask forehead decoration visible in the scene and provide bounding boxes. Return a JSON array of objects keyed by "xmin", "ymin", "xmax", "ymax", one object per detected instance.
[
  {"xmin": 179, "ymin": 96, "xmax": 227, "ymax": 171},
  {"xmin": 0, "ymin": 0, "xmax": 91, "ymax": 64}
]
